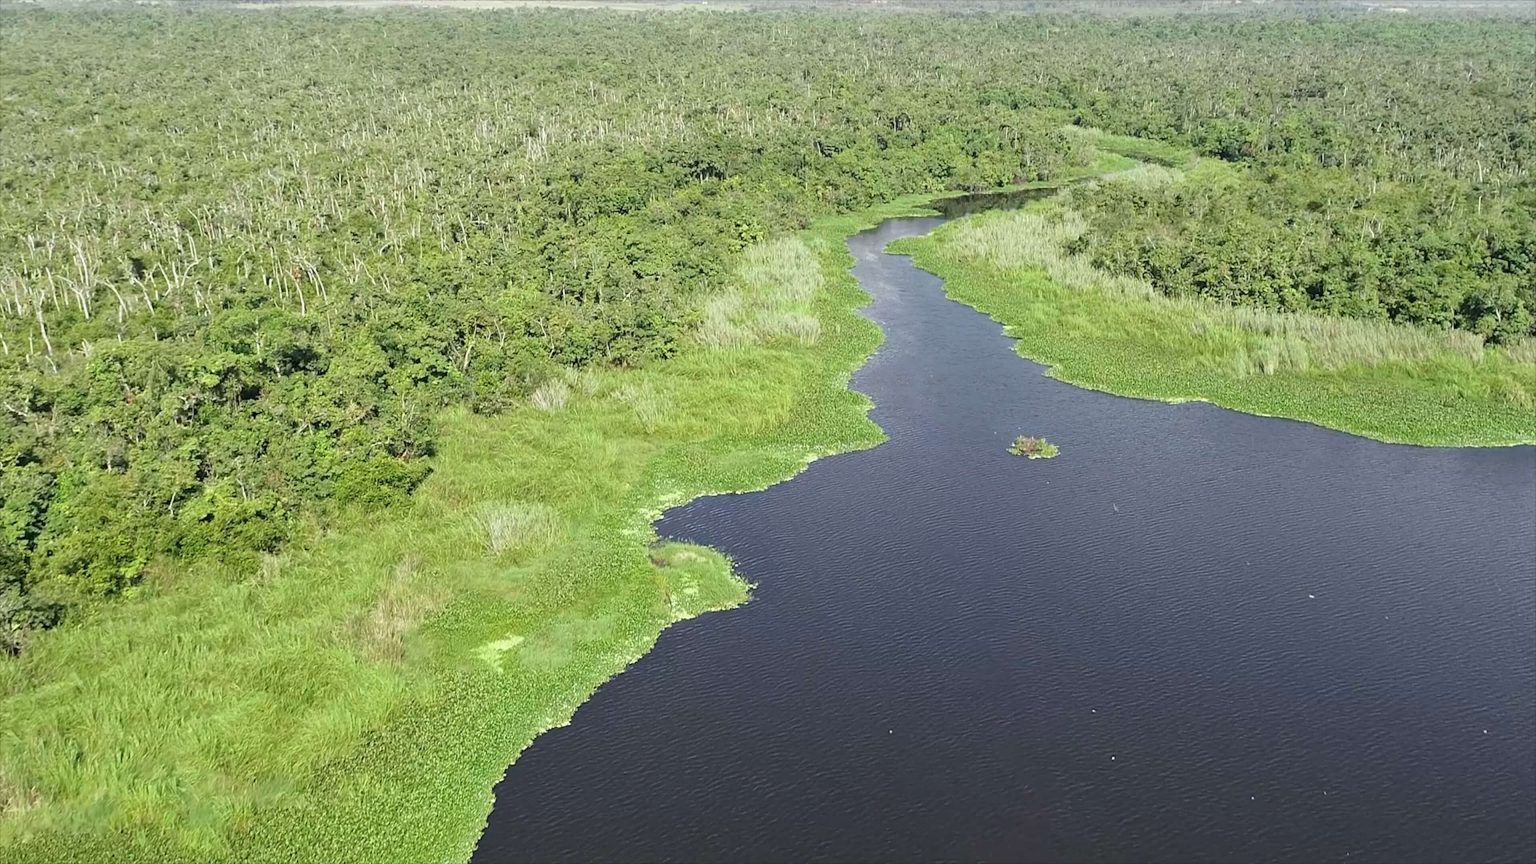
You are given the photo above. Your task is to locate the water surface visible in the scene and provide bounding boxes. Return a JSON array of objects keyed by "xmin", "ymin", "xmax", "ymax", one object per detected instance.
[{"xmin": 474, "ymin": 212, "xmax": 1536, "ymax": 864}]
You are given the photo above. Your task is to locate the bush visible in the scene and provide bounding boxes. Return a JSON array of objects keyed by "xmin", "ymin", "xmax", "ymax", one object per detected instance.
[{"xmin": 1009, "ymin": 435, "xmax": 1060, "ymax": 459}]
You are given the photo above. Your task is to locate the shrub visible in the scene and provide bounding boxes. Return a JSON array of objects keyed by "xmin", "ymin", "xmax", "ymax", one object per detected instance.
[{"xmin": 1008, "ymin": 435, "xmax": 1060, "ymax": 459}]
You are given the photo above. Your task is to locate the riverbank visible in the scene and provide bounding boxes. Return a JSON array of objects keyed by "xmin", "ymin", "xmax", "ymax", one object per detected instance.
[
  {"xmin": 0, "ymin": 186, "xmax": 983, "ymax": 862},
  {"xmin": 892, "ymin": 204, "xmax": 1536, "ymax": 447}
]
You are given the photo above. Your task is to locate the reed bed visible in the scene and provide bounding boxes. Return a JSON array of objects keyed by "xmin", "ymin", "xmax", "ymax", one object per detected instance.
[{"xmin": 697, "ymin": 236, "xmax": 824, "ymax": 348}]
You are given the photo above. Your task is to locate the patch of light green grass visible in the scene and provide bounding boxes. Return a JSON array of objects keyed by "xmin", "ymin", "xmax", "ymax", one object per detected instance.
[
  {"xmin": 1060, "ymin": 125, "xmax": 1197, "ymax": 168},
  {"xmin": 698, "ymin": 235, "xmax": 825, "ymax": 348}
]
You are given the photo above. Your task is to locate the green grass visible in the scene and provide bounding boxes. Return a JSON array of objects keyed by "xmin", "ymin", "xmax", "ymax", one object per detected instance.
[
  {"xmin": 0, "ymin": 191, "xmax": 976, "ymax": 864},
  {"xmin": 698, "ymin": 236, "xmax": 824, "ymax": 348},
  {"xmin": 1061, "ymin": 125, "xmax": 1198, "ymax": 168},
  {"xmin": 891, "ymin": 204, "xmax": 1536, "ymax": 447}
]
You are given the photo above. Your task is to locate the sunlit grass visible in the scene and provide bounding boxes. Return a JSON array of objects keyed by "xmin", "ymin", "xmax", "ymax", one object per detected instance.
[
  {"xmin": 475, "ymin": 502, "xmax": 561, "ymax": 558},
  {"xmin": 528, "ymin": 379, "xmax": 572, "ymax": 412},
  {"xmin": 943, "ymin": 207, "xmax": 1498, "ymax": 373},
  {"xmin": 610, "ymin": 381, "xmax": 668, "ymax": 433},
  {"xmin": 697, "ymin": 236, "xmax": 824, "ymax": 348},
  {"xmin": 1061, "ymin": 125, "xmax": 1197, "ymax": 168},
  {"xmin": 1103, "ymin": 161, "xmax": 1184, "ymax": 188},
  {"xmin": 1502, "ymin": 335, "xmax": 1536, "ymax": 365}
]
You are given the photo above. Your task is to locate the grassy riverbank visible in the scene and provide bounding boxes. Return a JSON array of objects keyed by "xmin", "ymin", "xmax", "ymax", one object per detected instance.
[
  {"xmin": 0, "ymin": 191, "xmax": 982, "ymax": 862},
  {"xmin": 893, "ymin": 204, "xmax": 1536, "ymax": 446}
]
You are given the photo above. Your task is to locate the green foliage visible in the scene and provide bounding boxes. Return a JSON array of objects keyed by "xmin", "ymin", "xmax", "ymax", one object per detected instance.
[
  {"xmin": 0, "ymin": 190, "xmax": 942, "ymax": 864},
  {"xmin": 0, "ymin": 542, "xmax": 59, "ymax": 657},
  {"xmin": 0, "ymin": 8, "xmax": 1102, "ymax": 636},
  {"xmin": 4, "ymin": 5, "xmax": 1530, "ymax": 638},
  {"xmin": 1068, "ymin": 162, "xmax": 1536, "ymax": 342},
  {"xmin": 897, "ymin": 205, "xmax": 1536, "ymax": 446},
  {"xmin": 1008, "ymin": 435, "xmax": 1060, "ymax": 459}
]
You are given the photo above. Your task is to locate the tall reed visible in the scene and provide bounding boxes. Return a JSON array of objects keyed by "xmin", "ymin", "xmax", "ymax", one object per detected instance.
[{"xmin": 697, "ymin": 236, "xmax": 823, "ymax": 348}]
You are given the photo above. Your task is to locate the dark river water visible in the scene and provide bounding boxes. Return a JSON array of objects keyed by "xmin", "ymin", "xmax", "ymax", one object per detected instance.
[{"xmin": 474, "ymin": 209, "xmax": 1536, "ymax": 864}]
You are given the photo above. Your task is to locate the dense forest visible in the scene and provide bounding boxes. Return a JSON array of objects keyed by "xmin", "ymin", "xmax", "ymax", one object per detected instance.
[
  {"xmin": 1068, "ymin": 141, "xmax": 1535, "ymax": 342},
  {"xmin": 1, "ymin": 6, "xmax": 1531, "ymax": 650}
]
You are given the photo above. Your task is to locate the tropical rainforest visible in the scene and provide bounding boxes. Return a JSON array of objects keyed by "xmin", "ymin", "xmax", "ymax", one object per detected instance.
[{"xmin": 0, "ymin": 2, "xmax": 1531, "ymax": 861}]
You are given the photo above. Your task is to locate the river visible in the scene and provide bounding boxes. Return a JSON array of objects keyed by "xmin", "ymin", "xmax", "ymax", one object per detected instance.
[{"xmin": 472, "ymin": 206, "xmax": 1536, "ymax": 863}]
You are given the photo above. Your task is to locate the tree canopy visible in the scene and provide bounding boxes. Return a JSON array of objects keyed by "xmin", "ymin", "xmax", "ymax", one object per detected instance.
[{"xmin": 1, "ymin": 6, "xmax": 1531, "ymax": 648}]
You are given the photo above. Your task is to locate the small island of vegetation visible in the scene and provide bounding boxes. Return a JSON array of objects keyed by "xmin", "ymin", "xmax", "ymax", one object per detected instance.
[{"xmin": 1009, "ymin": 436, "xmax": 1061, "ymax": 459}]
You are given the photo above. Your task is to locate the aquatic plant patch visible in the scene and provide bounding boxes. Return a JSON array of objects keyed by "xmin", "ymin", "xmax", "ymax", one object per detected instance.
[{"xmin": 1009, "ymin": 435, "xmax": 1060, "ymax": 459}]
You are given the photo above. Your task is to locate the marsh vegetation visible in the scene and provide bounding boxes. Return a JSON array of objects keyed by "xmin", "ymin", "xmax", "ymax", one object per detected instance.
[{"xmin": 1009, "ymin": 435, "xmax": 1060, "ymax": 459}]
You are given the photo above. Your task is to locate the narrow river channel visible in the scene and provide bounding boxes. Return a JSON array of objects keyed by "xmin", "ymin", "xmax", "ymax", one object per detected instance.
[{"xmin": 473, "ymin": 205, "xmax": 1536, "ymax": 864}]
